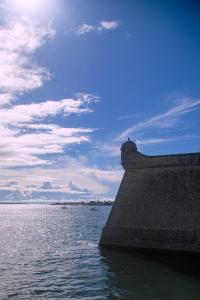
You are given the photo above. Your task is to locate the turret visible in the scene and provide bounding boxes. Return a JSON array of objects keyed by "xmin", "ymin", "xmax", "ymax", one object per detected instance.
[{"xmin": 121, "ymin": 138, "xmax": 138, "ymax": 169}]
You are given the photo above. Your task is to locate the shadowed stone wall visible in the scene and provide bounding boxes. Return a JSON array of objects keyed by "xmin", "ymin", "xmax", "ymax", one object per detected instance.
[{"xmin": 99, "ymin": 139, "xmax": 200, "ymax": 254}]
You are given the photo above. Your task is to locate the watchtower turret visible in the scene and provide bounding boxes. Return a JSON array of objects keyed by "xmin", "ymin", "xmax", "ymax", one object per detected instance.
[{"xmin": 121, "ymin": 138, "xmax": 137, "ymax": 169}]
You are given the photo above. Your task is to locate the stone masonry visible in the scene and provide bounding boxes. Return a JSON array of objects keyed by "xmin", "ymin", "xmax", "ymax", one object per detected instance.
[{"xmin": 99, "ymin": 139, "xmax": 200, "ymax": 254}]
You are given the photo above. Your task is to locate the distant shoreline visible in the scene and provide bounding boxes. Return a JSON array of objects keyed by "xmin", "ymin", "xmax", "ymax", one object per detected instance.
[
  {"xmin": 51, "ymin": 201, "xmax": 113, "ymax": 206},
  {"xmin": 0, "ymin": 201, "xmax": 113, "ymax": 206}
]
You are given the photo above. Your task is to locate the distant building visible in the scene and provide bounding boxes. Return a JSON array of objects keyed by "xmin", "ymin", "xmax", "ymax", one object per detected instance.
[{"xmin": 100, "ymin": 139, "xmax": 200, "ymax": 254}]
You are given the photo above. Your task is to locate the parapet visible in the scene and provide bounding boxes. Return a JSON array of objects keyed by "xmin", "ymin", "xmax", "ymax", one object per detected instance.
[{"xmin": 121, "ymin": 139, "xmax": 200, "ymax": 170}]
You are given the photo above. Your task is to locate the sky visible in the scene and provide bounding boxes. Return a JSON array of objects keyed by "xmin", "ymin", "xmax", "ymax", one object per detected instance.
[{"xmin": 0, "ymin": 0, "xmax": 200, "ymax": 202}]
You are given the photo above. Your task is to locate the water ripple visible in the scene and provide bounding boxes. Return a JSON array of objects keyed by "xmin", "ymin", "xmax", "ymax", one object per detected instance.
[{"xmin": 1, "ymin": 205, "xmax": 200, "ymax": 299}]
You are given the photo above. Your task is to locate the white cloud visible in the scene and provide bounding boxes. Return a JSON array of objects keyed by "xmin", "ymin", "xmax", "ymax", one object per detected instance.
[
  {"xmin": 75, "ymin": 23, "xmax": 95, "ymax": 35},
  {"xmin": 98, "ymin": 20, "xmax": 120, "ymax": 31},
  {"xmin": 73, "ymin": 20, "xmax": 120, "ymax": 36},
  {"xmin": 0, "ymin": 93, "xmax": 99, "ymax": 167},
  {"xmin": 0, "ymin": 17, "xmax": 55, "ymax": 104},
  {"xmin": 117, "ymin": 98, "xmax": 200, "ymax": 141},
  {"xmin": 0, "ymin": 93, "xmax": 99, "ymax": 125},
  {"xmin": 67, "ymin": 181, "xmax": 93, "ymax": 194},
  {"xmin": 0, "ymin": 110, "xmax": 123, "ymax": 200},
  {"xmin": 0, "ymin": 93, "xmax": 15, "ymax": 105},
  {"xmin": 0, "ymin": 13, "xmax": 120, "ymax": 202},
  {"xmin": 0, "ymin": 155, "xmax": 122, "ymax": 201}
]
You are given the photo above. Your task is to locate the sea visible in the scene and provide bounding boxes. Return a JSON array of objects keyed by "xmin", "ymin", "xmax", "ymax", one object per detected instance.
[{"xmin": 1, "ymin": 204, "xmax": 200, "ymax": 300}]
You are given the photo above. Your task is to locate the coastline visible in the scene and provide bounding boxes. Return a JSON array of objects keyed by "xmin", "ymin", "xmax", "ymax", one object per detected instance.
[{"xmin": 50, "ymin": 200, "xmax": 113, "ymax": 206}]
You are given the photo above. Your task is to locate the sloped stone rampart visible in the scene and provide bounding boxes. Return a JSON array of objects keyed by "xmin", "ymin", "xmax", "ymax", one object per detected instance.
[{"xmin": 99, "ymin": 141, "xmax": 200, "ymax": 254}]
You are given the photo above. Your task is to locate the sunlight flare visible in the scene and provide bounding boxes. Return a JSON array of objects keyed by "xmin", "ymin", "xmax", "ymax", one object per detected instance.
[{"xmin": 7, "ymin": 0, "xmax": 52, "ymax": 14}]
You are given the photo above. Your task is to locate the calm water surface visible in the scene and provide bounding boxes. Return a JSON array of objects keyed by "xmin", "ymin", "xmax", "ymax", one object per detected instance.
[{"xmin": 0, "ymin": 204, "xmax": 200, "ymax": 299}]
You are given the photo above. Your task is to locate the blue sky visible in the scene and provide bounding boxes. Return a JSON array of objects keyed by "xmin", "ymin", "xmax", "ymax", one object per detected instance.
[{"xmin": 0, "ymin": 0, "xmax": 200, "ymax": 202}]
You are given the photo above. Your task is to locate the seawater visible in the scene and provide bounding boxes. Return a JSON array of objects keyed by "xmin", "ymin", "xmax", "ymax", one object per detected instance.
[{"xmin": 1, "ymin": 205, "xmax": 200, "ymax": 299}]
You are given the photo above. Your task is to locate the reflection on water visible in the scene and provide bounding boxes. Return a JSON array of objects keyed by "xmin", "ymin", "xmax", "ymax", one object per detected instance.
[
  {"xmin": 0, "ymin": 204, "xmax": 200, "ymax": 299},
  {"xmin": 101, "ymin": 248, "xmax": 200, "ymax": 300}
]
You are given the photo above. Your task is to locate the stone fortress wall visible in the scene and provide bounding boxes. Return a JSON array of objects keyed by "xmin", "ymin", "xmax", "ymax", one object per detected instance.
[{"xmin": 99, "ymin": 139, "xmax": 200, "ymax": 254}]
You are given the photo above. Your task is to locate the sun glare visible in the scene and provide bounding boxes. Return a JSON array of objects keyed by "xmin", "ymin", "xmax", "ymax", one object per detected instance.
[{"xmin": 8, "ymin": 0, "xmax": 53, "ymax": 15}]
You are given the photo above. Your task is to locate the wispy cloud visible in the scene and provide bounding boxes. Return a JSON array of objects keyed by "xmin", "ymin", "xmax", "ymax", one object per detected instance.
[
  {"xmin": 0, "ymin": 93, "xmax": 99, "ymax": 125},
  {"xmin": 0, "ymin": 17, "xmax": 55, "ymax": 104},
  {"xmin": 95, "ymin": 142, "xmax": 120, "ymax": 157},
  {"xmin": 0, "ymin": 93, "xmax": 99, "ymax": 167},
  {"xmin": 75, "ymin": 23, "xmax": 95, "ymax": 35},
  {"xmin": 96, "ymin": 135, "xmax": 200, "ymax": 158},
  {"xmin": 117, "ymin": 98, "xmax": 200, "ymax": 141},
  {"xmin": 0, "ymin": 155, "xmax": 122, "ymax": 201},
  {"xmin": 72, "ymin": 20, "xmax": 120, "ymax": 36},
  {"xmin": 117, "ymin": 113, "xmax": 140, "ymax": 121},
  {"xmin": 0, "ymin": 90, "xmax": 120, "ymax": 201},
  {"xmin": 137, "ymin": 135, "xmax": 200, "ymax": 146}
]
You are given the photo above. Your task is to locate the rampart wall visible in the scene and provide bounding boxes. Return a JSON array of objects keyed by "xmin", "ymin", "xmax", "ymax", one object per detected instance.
[{"xmin": 100, "ymin": 141, "xmax": 200, "ymax": 254}]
